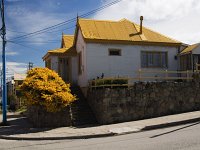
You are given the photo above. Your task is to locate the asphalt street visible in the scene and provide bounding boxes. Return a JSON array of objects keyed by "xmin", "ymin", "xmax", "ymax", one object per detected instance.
[{"xmin": 0, "ymin": 122, "xmax": 200, "ymax": 150}]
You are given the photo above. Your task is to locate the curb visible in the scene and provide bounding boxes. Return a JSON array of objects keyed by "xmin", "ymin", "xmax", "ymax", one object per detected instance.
[
  {"xmin": 0, "ymin": 133, "xmax": 115, "ymax": 141},
  {"xmin": 110, "ymin": 117, "xmax": 200, "ymax": 136},
  {"xmin": 1, "ymin": 117, "xmax": 200, "ymax": 141}
]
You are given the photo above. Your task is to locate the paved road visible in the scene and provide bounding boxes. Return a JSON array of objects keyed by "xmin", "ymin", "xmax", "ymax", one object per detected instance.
[{"xmin": 0, "ymin": 122, "xmax": 200, "ymax": 150}]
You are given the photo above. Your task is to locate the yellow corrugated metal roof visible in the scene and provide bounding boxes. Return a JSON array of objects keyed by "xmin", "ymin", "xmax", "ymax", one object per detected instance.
[
  {"xmin": 78, "ymin": 18, "xmax": 181, "ymax": 44},
  {"xmin": 48, "ymin": 35, "xmax": 74, "ymax": 53},
  {"xmin": 62, "ymin": 35, "xmax": 74, "ymax": 48},
  {"xmin": 43, "ymin": 35, "xmax": 76, "ymax": 60},
  {"xmin": 48, "ymin": 48, "xmax": 66, "ymax": 54},
  {"xmin": 180, "ymin": 43, "xmax": 200, "ymax": 54}
]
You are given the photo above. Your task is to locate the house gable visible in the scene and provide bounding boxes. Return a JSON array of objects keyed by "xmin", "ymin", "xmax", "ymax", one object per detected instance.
[{"xmin": 42, "ymin": 35, "xmax": 75, "ymax": 61}]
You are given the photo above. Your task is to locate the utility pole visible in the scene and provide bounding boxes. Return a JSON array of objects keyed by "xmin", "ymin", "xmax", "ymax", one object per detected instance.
[
  {"xmin": 27, "ymin": 62, "xmax": 33, "ymax": 71},
  {"xmin": 0, "ymin": 0, "xmax": 7, "ymax": 124},
  {"xmin": 0, "ymin": 67, "xmax": 2, "ymax": 110}
]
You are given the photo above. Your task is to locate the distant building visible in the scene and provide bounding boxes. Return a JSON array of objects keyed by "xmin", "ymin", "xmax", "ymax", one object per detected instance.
[{"xmin": 7, "ymin": 73, "xmax": 26, "ymax": 109}]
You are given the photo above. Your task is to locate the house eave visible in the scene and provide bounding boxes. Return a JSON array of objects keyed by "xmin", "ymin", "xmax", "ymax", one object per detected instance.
[{"xmin": 84, "ymin": 38, "xmax": 182, "ymax": 47}]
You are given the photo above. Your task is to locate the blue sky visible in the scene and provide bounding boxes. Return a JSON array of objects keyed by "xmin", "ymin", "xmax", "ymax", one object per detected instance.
[{"xmin": 1, "ymin": 0, "xmax": 200, "ymax": 76}]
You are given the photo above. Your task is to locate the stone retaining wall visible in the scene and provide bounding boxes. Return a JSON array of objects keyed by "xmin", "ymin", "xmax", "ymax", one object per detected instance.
[
  {"xmin": 87, "ymin": 78, "xmax": 200, "ymax": 124},
  {"xmin": 27, "ymin": 106, "xmax": 72, "ymax": 128}
]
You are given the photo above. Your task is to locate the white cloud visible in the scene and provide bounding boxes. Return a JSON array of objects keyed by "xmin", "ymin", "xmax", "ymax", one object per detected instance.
[
  {"xmin": 0, "ymin": 51, "xmax": 18, "ymax": 56},
  {"xmin": 6, "ymin": 0, "xmax": 22, "ymax": 1},
  {"xmin": 93, "ymin": 0, "xmax": 200, "ymax": 44},
  {"xmin": 0, "ymin": 62, "xmax": 27, "ymax": 76},
  {"xmin": 6, "ymin": 51, "xmax": 18, "ymax": 56},
  {"xmin": 7, "ymin": 10, "xmax": 66, "ymax": 44}
]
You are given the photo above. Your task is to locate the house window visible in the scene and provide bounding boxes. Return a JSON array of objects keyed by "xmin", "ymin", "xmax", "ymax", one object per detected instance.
[
  {"xmin": 78, "ymin": 52, "xmax": 82, "ymax": 74},
  {"xmin": 109, "ymin": 49, "xmax": 121, "ymax": 56},
  {"xmin": 141, "ymin": 51, "xmax": 168, "ymax": 68}
]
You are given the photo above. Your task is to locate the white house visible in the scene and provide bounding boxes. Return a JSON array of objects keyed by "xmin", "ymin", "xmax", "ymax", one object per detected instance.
[
  {"xmin": 43, "ymin": 34, "xmax": 78, "ymax": 84},
  {"xmin": 43, "ymin": 17, "xmax": 182, "ymax": 92}
]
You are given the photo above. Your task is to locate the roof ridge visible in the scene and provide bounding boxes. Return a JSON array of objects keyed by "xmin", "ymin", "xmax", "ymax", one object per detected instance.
[
  {"xmin": 78, "ymin": 17, "xmax": 119, "ymax": 23},
  {"xmin": 119, "ymin": 18, "xmax": 132, "ymax": 22}
]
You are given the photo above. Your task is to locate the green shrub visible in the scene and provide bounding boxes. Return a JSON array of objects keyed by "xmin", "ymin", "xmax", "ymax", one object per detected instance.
[{"xmin": 92, "ymin": 78, "xmax": 128, "ymax": 87}]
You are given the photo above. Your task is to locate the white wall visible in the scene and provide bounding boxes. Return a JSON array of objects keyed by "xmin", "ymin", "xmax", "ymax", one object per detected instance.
[
  {"xmin": 76, "ymin": 29, "xmax": 179, "ymax": 87},
  {"xmin": 50, "ymin": 56, "xmax": 58, "ymax": 73},
  {"xmin": 85, "ymin": 43, "xmax": 179, "ymax": 86},
  {"xmin": 76, "ymin": 29, "xmax": 87, "ymax": 87}
]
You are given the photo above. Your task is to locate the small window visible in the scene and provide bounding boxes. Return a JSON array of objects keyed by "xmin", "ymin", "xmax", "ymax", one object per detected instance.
[{"xmin": 109, "ymin": 49, "xmax": 121, "ymax": 56}]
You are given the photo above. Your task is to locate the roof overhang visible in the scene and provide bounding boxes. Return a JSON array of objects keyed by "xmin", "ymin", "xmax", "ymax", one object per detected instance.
[{"xmin": 84, "ymin": 38, "xmax": 182, "ymax": 47}]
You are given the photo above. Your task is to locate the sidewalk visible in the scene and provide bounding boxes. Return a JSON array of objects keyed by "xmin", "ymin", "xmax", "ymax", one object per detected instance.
[{"xmin": 0, "ymin": 111, "xmax": 200, "ymax": 140}]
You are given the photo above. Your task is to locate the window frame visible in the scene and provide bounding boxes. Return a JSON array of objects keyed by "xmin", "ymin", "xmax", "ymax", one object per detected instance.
[
  {"xmin": 141, "ymin": 51, "xmax": 168, "ymax": 68},
  {"xmin": 108, "ymin": 49, "xmax": 122, "ymax": 56}
]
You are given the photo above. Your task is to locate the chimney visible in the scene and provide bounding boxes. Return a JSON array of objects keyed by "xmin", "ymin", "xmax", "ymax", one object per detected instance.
[{"xmin": 140, "ymin": 16, "xmax": 143, "ymax": 34}]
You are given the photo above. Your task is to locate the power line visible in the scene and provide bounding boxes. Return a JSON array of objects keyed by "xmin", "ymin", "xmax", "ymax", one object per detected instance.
[
  {"xmin": 8, "ymin": 41, "xmax": 45, "ymax": 52},
  {"xmin": 7, "ymin": 25, "xmax": 75, "ymax": 35},
  {"xmin": 5, "ymin": 41, "xmax": 46, "ymax": 65},
  {"xmin": 6, "ymin": 65, "xmax": 26, "ymax": 75},
  {"xmin": 4, "ymin": 56, "xmax": 41, "ymax": 67},
  {"xmin": 8, "ymin": 0, "xmax": 123, "ymax": 41},
  {"xmin": 7, "ymin": 28, "xmax": 27, "ymax": 34},
  {"xmin": 10, "ymin": 41, "xmax": 60, "ymax": 44}
]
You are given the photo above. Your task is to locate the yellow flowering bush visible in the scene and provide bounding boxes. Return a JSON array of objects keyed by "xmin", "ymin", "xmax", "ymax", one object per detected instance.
[{"xmin": 21, "ymin": 67, "xmax": 76, "ymax": 112}]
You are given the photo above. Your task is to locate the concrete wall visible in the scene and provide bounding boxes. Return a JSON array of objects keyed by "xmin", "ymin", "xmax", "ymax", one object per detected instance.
[
  {"xmin": 87, "ymin": 76, "xmax": 200, "ymax": 124},
  {"xmin": 86, "ymin": 43, "xmax": 178, "ymax": 85}
]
